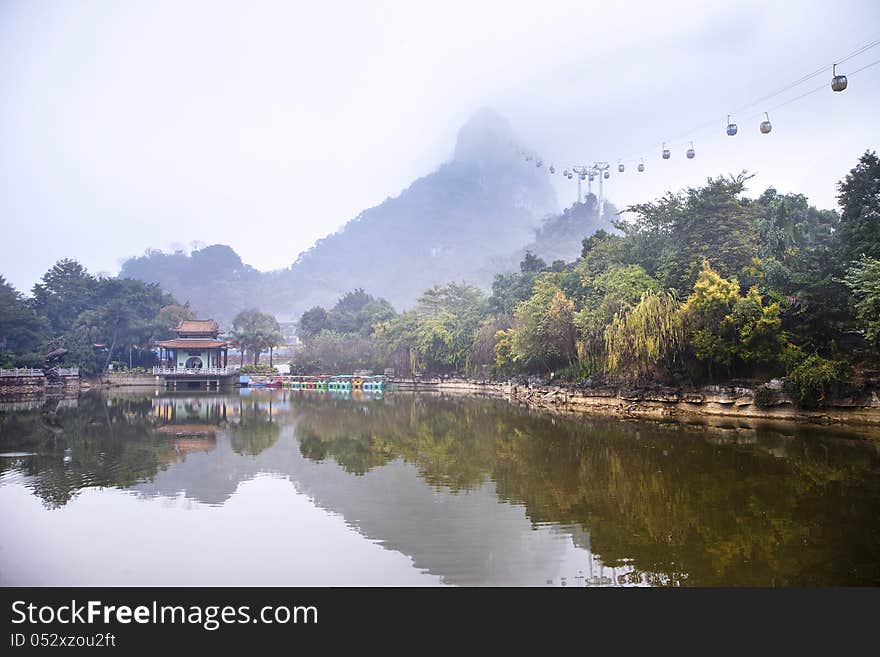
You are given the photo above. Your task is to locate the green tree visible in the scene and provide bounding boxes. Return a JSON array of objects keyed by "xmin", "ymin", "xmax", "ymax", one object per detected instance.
[
  {"xmin": 622, "ymin": 174, "xmax": 760, "ymax": 292},
  {"xmin": 413, "ymin": 283, "xmax": 488, "ymax": 373},
  {"xmin": 232, "ymin": 309, "xmax": 281, "ymax": 366},
  {"xmin": 73, "ymin": 278, "xmax": 173, "ymax": 372},
  {"xmin": 470, "ymin": 317, "xmax": 512, "ymax": 377},
  {"xmin": 753, "ymin": 188, "xmax": 847, "ymax": 354},
  {"xmin": 511, "ymin": 276, "xmax": 577, "ymax": 371},
  {"xmin": 31, "ymin": 259, "xmax": 97, "ymax": 334},
  {"xmin": 488, "ymin": 251, "xmax": 550, "ymax": 315},
  {"xmin": 836, "ymin": 150, "xmax": 880, "ymax": 263},
  {"xmin": 0, "ymin": 276, "xmax": 50, "ymax": 365},
  {"xmin": 843, "ymin": 256, "xmax": 880, "ymax": 349},
  {"xmin": 297, "ymin": 291, "xmax": 395, "ymax": 343},
  {"xmin": 374, "ymin": 309, "xmax": 421, "ymax": 376},
  {"xmin": 298, "ymin": 306, "xmax": 329, "ymax": 343}
]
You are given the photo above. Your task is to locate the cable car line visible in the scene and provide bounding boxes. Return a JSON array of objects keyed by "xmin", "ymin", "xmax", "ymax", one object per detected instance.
[
  {"xmin": 518, "ymin": 37, "xmax": 880, "ymax": 204},
  {"xmin": 733, "ymin": 38, "xmax": 879, "ymax": 114}
]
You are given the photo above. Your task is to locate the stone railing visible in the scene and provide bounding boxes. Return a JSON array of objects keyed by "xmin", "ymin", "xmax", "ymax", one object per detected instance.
[
  {"xmin": 152, "ymin": 367, "xmax": 233, "ymax": 376},
  {"xmin": 0, "ymin": 367, "xmax": 78, "ymax": 377},
  {"xmin": 0, "ymin": 368, "xmax": 43, "ymax": 377}
]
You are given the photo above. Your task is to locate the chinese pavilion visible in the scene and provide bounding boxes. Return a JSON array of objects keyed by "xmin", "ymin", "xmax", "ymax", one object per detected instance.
[{"xmin": 156, "ymin": 319, "xmax": 229, "ymax": 371}]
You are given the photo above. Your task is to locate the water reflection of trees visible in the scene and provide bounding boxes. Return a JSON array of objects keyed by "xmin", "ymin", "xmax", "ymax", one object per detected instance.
[
  {"xmin": 228, "ymin": 398, "xmax": 280, "ymax": 456},
  {"xmin": 292, "ymin": 395, "xmax": 495, "ymax": 488},
  {"xmin": 0, "ymin": 393, "xmax": 180, "ymax": 508},
  {"xmin": 2, "ymin": 391, "xmax": 878, "ymax": 584},
  {"xmin": 291, "ymin": 395, "xmax": 880, "ymax": 585}
]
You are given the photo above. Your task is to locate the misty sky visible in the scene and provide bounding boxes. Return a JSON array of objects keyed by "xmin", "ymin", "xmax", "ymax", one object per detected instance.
[{"xmin": 2, "ymin": 0, "xmax": 879, "ymax": 293}]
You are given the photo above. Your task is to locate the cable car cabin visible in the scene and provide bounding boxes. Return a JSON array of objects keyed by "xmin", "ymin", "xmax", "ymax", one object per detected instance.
[
  {"xmin": 831, "ymin": 65, "xmax": 847, "ymax": 92},
  {"xmin": 726, "ymin": 115, "xmax": 738, "ymax": 136},
  {"xmin": 662, "ymin": 143, "xmax": 670, "ymax": 159},
  {"xmin": 686, "ymin": 141, "xmax": 695, "ymax": 159},
  {"xmin": 637, "ymin": 160, "xmax": 645, "ymax": 172},
  {"xmin": 549, "ymin": 165, "xmax": 555, "ymax": 174},
  {"xmin": 603, "ymin": 170, "xmax": 609, "ymax": 179},
  {"xmin": 618, "ymin": 162, "xmax": 625, "ymax": 173},
  {"xmin": 760, "ymin": 112, "xmax": 772, "ymax": 134}
]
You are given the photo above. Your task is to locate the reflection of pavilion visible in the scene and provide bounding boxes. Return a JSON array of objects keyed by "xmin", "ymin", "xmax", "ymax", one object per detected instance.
[
  {"xmin": 170, "ymin": 437, "xmax": 216, "ymax": 454},
  {"xmin": 153, "ymin": 397, "xmax": 228, "ymax": 438},
  {"xmin": 554, "ymin": 526, "xmax": 646, "ymax": 587}
]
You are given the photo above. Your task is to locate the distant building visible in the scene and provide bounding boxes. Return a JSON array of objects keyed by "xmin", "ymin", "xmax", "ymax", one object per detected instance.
[{"xmin": 279, "ymin": 322, "xmax": 302, "ymax": 346}]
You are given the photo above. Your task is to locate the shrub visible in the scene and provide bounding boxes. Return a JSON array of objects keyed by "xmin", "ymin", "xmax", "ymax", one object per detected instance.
[
  {"xmin": 752, "ymin": 385, "xmax": 779, "ymax": 409},
  {"xmin": 239, "ymin": 364, "xmax": 278, "ymax": 374},
  {"xmin": 784, "ymin": 355, "xmax": 851, "ymax": 409},
  {"xmin": 551, "ymin": 362, "xmax": 592, "ymax": 383}
]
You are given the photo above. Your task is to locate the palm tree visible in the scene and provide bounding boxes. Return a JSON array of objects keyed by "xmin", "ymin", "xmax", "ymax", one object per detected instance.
[
  {"xmin": 267, "ymin": 329, "xmax": 284, "ymax": 367},
  {"xmin": 229, "ymin": 330, "xmax": 247, "ymax": 367}
]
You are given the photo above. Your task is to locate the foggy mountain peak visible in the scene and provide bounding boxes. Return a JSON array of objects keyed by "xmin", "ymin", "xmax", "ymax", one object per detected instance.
[
  {"xmin": 453, "ymin": 107, "xmax": 520, "ymax": 164},
  {"xmin": 121, "ymin": 109, "xmax": 596, "ymax": 322}
]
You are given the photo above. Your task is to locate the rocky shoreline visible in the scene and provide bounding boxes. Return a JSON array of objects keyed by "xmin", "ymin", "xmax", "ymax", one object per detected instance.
[
  {"xmin": 4, "ymin": 372, "xmax": 879, "ymax": 429},
  {"xmin": 0, "ymin": 372, "xmax": 81, "ymax": 398},
  {"xmin": 390, "ymin": 377, "xmax": 880, "ymax": 427}
]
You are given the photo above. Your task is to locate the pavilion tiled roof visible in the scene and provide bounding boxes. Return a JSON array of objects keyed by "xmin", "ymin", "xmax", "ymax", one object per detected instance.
[
  {"xmin": 176, "ymin": 319, "xmax": 220, "ymax": 334},
  {"xmin": 155, "ymin": 339, "xmax": 229, "ymax": 349}
]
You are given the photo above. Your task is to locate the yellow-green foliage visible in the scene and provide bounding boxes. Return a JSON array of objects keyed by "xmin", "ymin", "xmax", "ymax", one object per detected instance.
[
  {"xmin": 493, "ymin": 328, "xmax": 516, "ymax": 372},
  {"xmin": 683, "ymin": 261, "xmax": 787, "ymax": 375},
  {"xmin": 604, "ymin": 291, "xmax": 685, "ymax": 381}
]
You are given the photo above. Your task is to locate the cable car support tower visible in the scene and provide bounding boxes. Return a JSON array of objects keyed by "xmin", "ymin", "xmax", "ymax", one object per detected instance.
[
  {"xmin": 592, "ymin": 162, "xmax": 610, "ymax": 221},
  {"xmin": 570, "ymin": 166, "xmax": 592, "ymax": 205}
]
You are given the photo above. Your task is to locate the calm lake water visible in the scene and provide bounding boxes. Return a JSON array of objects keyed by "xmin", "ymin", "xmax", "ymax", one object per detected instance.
[{"xmin": 1, "ymin": 390, "xmax": 879, "ymax": 586}]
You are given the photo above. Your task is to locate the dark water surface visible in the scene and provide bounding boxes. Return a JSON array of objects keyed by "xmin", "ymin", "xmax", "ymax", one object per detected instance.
[{"xmin": 1, "ymin": 390, "xmax": 878, "ymax": 586}]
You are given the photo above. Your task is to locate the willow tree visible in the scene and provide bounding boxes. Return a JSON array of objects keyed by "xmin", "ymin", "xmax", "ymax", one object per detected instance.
[
  {"xmin": 604, "ymin": 291, "xmax": 685, "ymax": 383},
  {"xmin": 575, "ymin": 264, "xmax": 660, "ymax": 374}
]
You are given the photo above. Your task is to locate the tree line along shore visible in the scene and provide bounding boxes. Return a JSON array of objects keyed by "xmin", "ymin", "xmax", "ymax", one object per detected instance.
[{"xmin": 2, "ymin": 151, "xmax": 879, "ymax": 417}]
